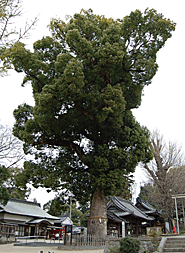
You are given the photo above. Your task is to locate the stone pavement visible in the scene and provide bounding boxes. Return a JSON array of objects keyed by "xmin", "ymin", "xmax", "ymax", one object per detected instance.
[{"xmin": 0, "ymin": 243, "xmax": 104, "ymax": 253}]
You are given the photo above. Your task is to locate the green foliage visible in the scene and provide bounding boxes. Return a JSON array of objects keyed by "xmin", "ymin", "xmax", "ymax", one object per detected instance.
[
  {"xmin": 114, "ymin": 176, "xmax": 133, "ymax": 200},
  {"xmin": 5, "ymin": 167, "xmax": 30, "ymax": 199},
  {"xmin": 78, "ymin": 203, "xmax": 89, "ymax": 227},
  {"xmin": 71, "ymin": 204, "xmax": 84, "ymax": 225},
  {"xmin": 0, "ymin": 165, "xmax": 30, "ymax": 205},
  {"xmin": 108, "ymin": 246, "xmax": 120, "ymax": 253},
  {"xmin": 5, "ymin": 9, "xmax": 175, "ymax": 203},
  {"xmin": 119, "ymin": 237, "xmax": 141, "ymax": 253},
  {"xmin": 43, "ymin": 193, "xmax": 67, "ymax": 217},
  {"xmin": 79, "ymin": 210, "xmax": 89, "ymax": 227},
  {"xmin": 0, "ymin": 165, "xmax": 10, "ymax": 205},
  {"xmin": 43, "ymin": 193, "xmax": 88, "ymax": 226}
]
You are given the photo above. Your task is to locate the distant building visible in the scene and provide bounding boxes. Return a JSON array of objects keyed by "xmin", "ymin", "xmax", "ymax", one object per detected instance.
[
  {"xmin": 54, "ymin": 216, "xmax": 73, "ymax": 227},
  {"xmin": 0, "ymin": 198, "xmax": 59, "ymax": 238}
]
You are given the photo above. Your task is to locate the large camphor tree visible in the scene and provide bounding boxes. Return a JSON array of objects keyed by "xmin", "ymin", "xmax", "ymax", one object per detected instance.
[{"xmin": 6, "ymin": 9, "xmax": 175, "ymax": 236}]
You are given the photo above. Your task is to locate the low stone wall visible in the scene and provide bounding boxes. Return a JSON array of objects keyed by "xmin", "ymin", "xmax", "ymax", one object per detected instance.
[
  {"xmin": 104, "ymin": 236, "xmax": 161, "ymax": 253},
  {"xmin": 59, "ymin": 245, "xmax": 106, "ymax": 251},
  {"xmin": 139, "ymin": 237, "xmax": 161, "ymax": 253},
  {"xmin": 106, "ymin": 237, "xmax": 120, "ymax": 248},
  {"xmin": 59, "ymin": 236, "xmax": 161, "ymax": 252}
]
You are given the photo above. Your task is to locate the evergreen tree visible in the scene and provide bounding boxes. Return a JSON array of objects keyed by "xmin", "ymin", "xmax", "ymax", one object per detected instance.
[{"xmin": 6, "ymin": 9, "xmax": 175, "ymax": 235}]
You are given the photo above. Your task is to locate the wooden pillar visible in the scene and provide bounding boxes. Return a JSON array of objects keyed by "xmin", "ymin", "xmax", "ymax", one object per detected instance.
[
  {"xmin": 125, "ymin": 223, "xmax": 128, "ymax": 236},
  {"xmin": 34, "ymin": 225, "xmax": 37, "ymax": 236},
  {"xmin": 118, "ymin": 223, "xmax": 121, "ymax": 238},
  {"xmin": 131, "ymin": 222, "xmax": 133, "ymax": 236},
  {"xmin": 135, "ymin": 222, "xmax": 138, "ymax": 237}
]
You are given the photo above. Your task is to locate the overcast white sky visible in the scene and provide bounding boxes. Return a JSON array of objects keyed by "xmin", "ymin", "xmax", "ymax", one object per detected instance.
[{"xmin": 0, "ymin": 0, "xmax": 184, "ymax": 206}]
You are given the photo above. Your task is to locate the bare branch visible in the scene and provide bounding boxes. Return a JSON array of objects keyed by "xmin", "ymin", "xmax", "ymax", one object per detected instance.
[
  {"xmin": 141, "ymin": 129, "xmax": 185, "ymax": 222},
  {"xmin": 0, "ymin": 123, "xmax": 24, "ymax": 167},
  {"xmin": 0, "ymin": 0, "xmax": 38, "ymax": 75}
]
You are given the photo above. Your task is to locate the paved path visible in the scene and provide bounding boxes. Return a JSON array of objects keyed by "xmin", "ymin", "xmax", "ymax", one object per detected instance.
[{"xmin": 0, "ymin": 243, "xmax": 104, "ymax": 253}]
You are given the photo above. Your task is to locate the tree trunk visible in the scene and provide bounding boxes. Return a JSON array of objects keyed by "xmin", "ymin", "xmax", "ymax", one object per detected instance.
[{"xmin": 87, "ymin": 189, "xmax": 107, "ymax": 237}]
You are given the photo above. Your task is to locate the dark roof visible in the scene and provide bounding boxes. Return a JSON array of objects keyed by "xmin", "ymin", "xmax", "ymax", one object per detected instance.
[
  {"xmin": 135, "ymin": 197, "xmax": 162, "ymax": 215},
  {"xmin": 107, "ymin": 210, "xmax": 126, "ymax": 223},
  {"xmin": 107, "ymin": 196, "xmax": 154, "ymax": 221}
]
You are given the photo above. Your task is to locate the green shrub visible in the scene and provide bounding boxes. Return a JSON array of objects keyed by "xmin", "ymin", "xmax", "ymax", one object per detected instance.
[
  {"xmin": 108, "ymin": 246, "xmax": 120, "ymax": 253},
  {"xmin": 119, "ymin": 237, "xmax": 141, "ymax": 253}
]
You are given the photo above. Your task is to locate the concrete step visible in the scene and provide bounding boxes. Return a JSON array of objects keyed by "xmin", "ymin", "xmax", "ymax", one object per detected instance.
[
  {"xmin": 166, "ymin": 240, "xmax": 185, "ymax": 242},
  {"xmin": 166, "ymin": 240, "xmax": 185, "ymax": 243},
  {"xmin": 163, "ymin": 249, "xmax": 185, "ymax": 252},
  {"xmin": 163, "ymin": 237, "xmax": 185, "ymax": 252},
  {"xmin": 165, "ymin": 245, "xmax": 185, "ymax": 248}
]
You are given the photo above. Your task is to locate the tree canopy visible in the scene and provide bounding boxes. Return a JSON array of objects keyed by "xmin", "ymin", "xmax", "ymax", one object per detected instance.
[
  {"xmin": 6, "ymin": 9, "xmax": 175, "ymax": 207},
  {"xmin": 0, "ymin": 165, "xmax": 30, "ymax": 205}
]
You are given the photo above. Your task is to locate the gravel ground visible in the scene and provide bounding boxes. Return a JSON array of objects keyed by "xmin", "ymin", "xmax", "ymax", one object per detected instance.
[{"xmin": 0, "ymin": 243, "xmax": 104, "ymax": 253}]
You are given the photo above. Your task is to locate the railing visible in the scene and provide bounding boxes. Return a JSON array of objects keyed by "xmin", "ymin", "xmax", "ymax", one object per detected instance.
[
  {"xmin": 15, "ymin": 235, "xmax": 63, "ymax": 244},
  {"xmin": 15, "ymin": 235, "xmax": 46, "ymax": 243},
  {"xmin": 73, "ymin": 234, "xmax": 106, "ymax": 246}
]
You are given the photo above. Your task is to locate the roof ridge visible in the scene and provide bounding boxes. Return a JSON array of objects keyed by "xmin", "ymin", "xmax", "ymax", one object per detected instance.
[
  {"xmin": 10, "ymin": 198, "xmax": 40, "ymax": 207},
  {"xmin": 112, "ymin": 196, "xmax": 154, "ymax": 221},
  {"xmin": 136, "ymin": 197, "xmax": 156, "ymax": 211},
  {"xmin": 113, "ymin": 196, "xmax": 133, "ymax": 214}
]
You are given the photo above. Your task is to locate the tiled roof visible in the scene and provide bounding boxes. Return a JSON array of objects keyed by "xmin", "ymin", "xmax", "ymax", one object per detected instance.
[
  {"xmin": 107, "ymin": 196, "xmax": 154, "ymax": 221},
  {"xmin": 28, "ymin": 219, "xmax": 54, "ymax": 225},
  {"xmin": 54, "ymin": 216, "xmax": 73, "ymax": 225},
  {"xmin": 0, "ymin": 199, "xmax": 59, "ymax": 221},
  {"xmin": 107, "ymin": 210, "xmax": 126, "ymax": 223},
  {"xmin": 136, "ymin": 197, "xmax": 162, "ymax": 215}
]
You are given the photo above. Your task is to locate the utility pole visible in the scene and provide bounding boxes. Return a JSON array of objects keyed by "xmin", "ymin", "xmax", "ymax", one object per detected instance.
[{"xmin": 69, "ymin": 195, "xmax": 72, "ymax": 220}]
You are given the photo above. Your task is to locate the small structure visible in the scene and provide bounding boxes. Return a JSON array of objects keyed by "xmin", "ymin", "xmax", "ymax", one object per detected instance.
[
  {"xmin": 135, "ymin": 197, "xmax": 164, "ymax": 232},
  {"xmin": 107, "ymin": 196, "xmax": 154, "ymax": 237},
  {"xmin": 0, "ymin": 198, "xmax": 60, "ymax": 238},
  {"xmin": 54, "ymin": 216, "xmax": 73, "ymax": 227},
  {"xmin": 49, "ymin": 216, "xmax": 73, "ymax": 239}
]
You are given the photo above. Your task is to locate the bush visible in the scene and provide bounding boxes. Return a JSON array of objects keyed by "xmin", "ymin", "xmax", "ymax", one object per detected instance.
[
  {"xmin": 119, "ymin": 237, "xmax": 141, "ymax": 253},
  {"xmin": 108, "ymin": 246, "xmax": 120, "ymax": 253}
]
